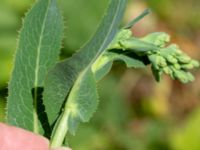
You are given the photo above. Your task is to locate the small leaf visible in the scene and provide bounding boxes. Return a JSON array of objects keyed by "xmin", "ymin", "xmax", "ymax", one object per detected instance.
[
  {"xmin": 7, "ymin": 0, "xmax": 63, "ymax": 132},
  {"xmin": 123, "ymin": 9, "xmax": 151, "ymax": 29},
  {"xmin": 92, "ymin": 51, "xmax": 145, "ymax": 81},
  {"xmin": 140, "ymin": 32, "xmax": 170, "ymax": 47}
]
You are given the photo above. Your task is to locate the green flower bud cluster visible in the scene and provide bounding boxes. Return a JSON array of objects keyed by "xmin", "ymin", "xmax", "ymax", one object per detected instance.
[
  {"xmin": 148, "ymin": 44, "xmax": 199, "ymax": 83},
  {"xmin": 108, "ymin": 29, "xmax": 199, "ymax": 83},
  {"xmin": 141, "ymin": 32, "xmax": 170, "ymax": 48},
  {"xmin": 141, "ymin": 33, "xmax": 199, "ymax": 83},
  {"xmin": 109, "ymin": 29, "xmax": 132, "ymax": 50}
]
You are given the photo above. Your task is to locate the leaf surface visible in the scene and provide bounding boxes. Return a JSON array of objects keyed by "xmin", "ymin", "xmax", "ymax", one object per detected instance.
[
  {"xmin": 7, "ymin": 0, "xmax": 63, "ymax": 132},
  {"xmin": 92, "ymin": 51, "xmax": 146, "ymax": 81},
  {"xmin": 66, "ymin": 69, "xmax": 98, "ymax": 133},
  {"xmin": 43, "ymin": 0, "xmax": 127, "ymax": 132}
]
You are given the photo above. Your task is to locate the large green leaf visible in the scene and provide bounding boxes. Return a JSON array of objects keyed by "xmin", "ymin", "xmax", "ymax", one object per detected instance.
[
  {"xmin": 43, "ymin": 0, "xmax": 127, "ymax": 132},
  {"xmin": 7, "ymin": 0, "xmax": 63, "ymax": 132}
]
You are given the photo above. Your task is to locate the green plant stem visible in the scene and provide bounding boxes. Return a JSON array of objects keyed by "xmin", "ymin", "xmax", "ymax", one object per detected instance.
[
  {"xmin": 33, "ymin": 109, "xmax": 39, "ymax": 133},
  {"xmin": 50, "ymin": 109, "xmax": 70, "ymax": 148},
  {"xmin": 33, "ymin": 88, "xmax": 39, "ymax": 133}
]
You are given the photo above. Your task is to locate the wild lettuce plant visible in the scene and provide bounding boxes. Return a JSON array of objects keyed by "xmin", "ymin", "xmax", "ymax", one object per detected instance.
[{"xmin": 6, "ymin": 0, "xmax": 199, "ymax": 148}]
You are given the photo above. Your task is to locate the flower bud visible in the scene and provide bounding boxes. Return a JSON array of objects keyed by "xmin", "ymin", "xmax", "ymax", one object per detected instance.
[
  {"xmin": 148, "ymin": 55, "xmax": 160, "ymax": 69},
  {"xmin": 181, "ymin": 64, "xmax": 194, "ymax": 70},
  {"xmin": 173, "ymin": 64, "xmax": 181, "ymax": 70},
  {"xmin": 186, "ymin": 72, "xmax": 195, "ymax": 82},
  {"xmin": 117, "ymin": 29, "xmax": 132, "ymax": 40},
  {"xmin": 177, "ymin": 55, "xmax": 191, "ymax": 63},
  {"xmin": 109, "ymin": 29, "xmax": 132, "ymax": 49},
  {"xmin": 164, "ymin": 44, "xmax": 180, "ymax": 54},
  {"xmin": 173, "ymin": 70, "xmax": 189, "ymax": 83},
  {"xmin": 149, "ymin": 55, "xmax": 167, "ymax": 69},
  {"xmin": 191, "ymin": 60, "xmax": 200, "ymax": 68},
  {"xmin": 120, "ymin": 37, "xmax": 158, "ymax": 53},
  {"xmin": 151, "ymin": 66, "xmax": 162, "ymax": 82},
  {"xmin": 163, "ymin": 67, "xmax": 173, "ymax": 77},
  {"xmin": 141, "ymin": 32, "xmax": 170, "ymax": 47},
  {"xmin": 157, "ymin": 56, "xmax": 167, "ymax": 67},
  {"xmin": 165, "ymin": 55, "xmax": 178, "ymax": 64}
]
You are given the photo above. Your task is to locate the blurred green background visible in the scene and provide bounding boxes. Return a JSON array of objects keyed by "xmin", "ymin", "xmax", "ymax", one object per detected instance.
[{"xmin": 0, "ymin": 0, "xmax": 200, "ymax": 149}]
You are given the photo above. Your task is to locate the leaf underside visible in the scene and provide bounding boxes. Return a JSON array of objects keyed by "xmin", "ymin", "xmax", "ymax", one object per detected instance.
[
  {"xmin": 93, "ymin": 51, "xmax": 146, "ymax": 81},
  {"xmin": 43, "ymin": 0, "xmax": 127, "ymax": 133},
  {"xmin": 7, "ymin": 0, "xmax": 63, "ymax": 132}
]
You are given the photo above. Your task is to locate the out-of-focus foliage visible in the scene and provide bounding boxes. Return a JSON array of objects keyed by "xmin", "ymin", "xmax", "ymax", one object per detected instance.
[
  {"xmin": 0, "ymin": 0, "xmax": 200, "ymax": 149},
  {"xmin": 171, "ymin": 108, "xmax": 200, "ymax": 150},
  {"xmin": 59, "ymin": 0, "xmax": 108, "ymax": 54},
  {"xmin": 0, "ymin": 5, "xmax": 18, "ymax": 84},
  {"xmin": 145, "ymin": 0, "xmax": 200, "ymax": 32}
]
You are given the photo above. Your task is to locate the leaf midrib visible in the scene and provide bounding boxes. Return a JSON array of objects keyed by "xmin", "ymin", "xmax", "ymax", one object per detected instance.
[
  {"xmin": 89, "ymin": 0, "xmax": 122, "ymax": 67},
  {"xmin": 66, "ymin": 0, "xmax": 122, "ymax": 110},
  {"xmin": 33, "ymin": 0, "xmax": 50, "ymax": 133}
]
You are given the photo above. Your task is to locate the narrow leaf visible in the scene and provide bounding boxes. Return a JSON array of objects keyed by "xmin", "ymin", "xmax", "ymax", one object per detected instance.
[
  {"xmin": 7, "ymin": 0, "xmax": 63, "ymax": 132},
  {"xmin": 43, "ymin": 0, "xmax": 127, "ymax": 132},
  {"xmin": 124, "ymin": 9, "xmax": 151, "ymax": 29}
]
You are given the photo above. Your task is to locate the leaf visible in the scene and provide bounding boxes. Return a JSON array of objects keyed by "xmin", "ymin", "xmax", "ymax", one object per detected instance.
[
  {"xmin": 66, "ymin": 69, "xmax": 98, "ymax": 134},
  {"xmin": 7, "ymin": 0, "xmax": 63, "ymax": 132},
  {"xmin": 92, "ymin": 51, "xmax": 146, "ymax": 81},
  {"xmin": 43, "ymin": 0, "xmax": 127, "ymax": 133},
  {"xmin": 123, "ymin": 9, "xmax": 151, "ymax": 29}
]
